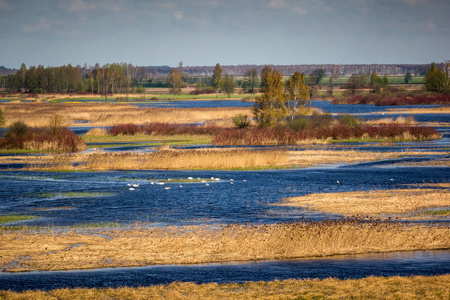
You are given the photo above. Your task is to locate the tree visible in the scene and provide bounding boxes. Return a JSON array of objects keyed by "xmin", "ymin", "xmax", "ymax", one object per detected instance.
[
  {"xmin": 168, "ymin": 69, "xmax": 182, "ymax": 100},
  {"xmin": 211, "ymin": 63, "xmax": 223, "ymax": 98},
  {"xmin": 243, "ymin": 68, "xmax": 258, "ymax": 94},
  {"xmin": 404, "ymin": 72, "xmax": 413, "ymax": 84},
  {"xmin": 343, "ymin": 74, "xmax": 367, "ymax": 95},
  {"xmin": 311, "ymin": 69, "xmax": 326, "ymax": 85},
  {"xmin": 424, "ymin": 62, "xmax": 448, "ymax": 93},
  {"xmin": 260, "ymin": 65, "xmax": 273, "ymax": 91},
  {"xmin": 285, "ymin": 72, "xmax": 310, "ymax": 120},
  {"xmin": 369, "ymin": 72, "xmax": 383, "ymax": 93},
  {"xmin": 222, "ymin": 74, "xmax": 237, "ymax": 98},
  {"xmin": 253, "ymin": 69, "xmax": 286, "ymax": 127}
]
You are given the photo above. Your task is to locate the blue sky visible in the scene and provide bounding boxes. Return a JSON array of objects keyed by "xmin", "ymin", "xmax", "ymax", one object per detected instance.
[{"xmin": 1, "ymin": 0, "xmax": 449, "ymax": 68}]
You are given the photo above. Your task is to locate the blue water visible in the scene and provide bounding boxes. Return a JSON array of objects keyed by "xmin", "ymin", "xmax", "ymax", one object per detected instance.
[{"xmin": 1, "ymin": 250, "xmax": 449, "ymax": 292}]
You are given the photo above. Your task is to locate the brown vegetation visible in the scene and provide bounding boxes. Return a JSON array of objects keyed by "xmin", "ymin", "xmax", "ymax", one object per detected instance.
[
  {"xmin": 279, "ymin": 187, "xmax": 450, "ymax": 216},
  {"xmin": 1, "ymin": 275, "xmax": 449, "ymax": 299},
  {"xmin": 331, "ymin": 92, "xmax": 450, "ymax": 106},
  {"xmin": 0, "ymin": 103, "xmax": 251, "ymax": 127},
  {"xmin": 1, "ymin": 220, "xmax": 448, "ymax": 272},
  {"xmin": 27, "ymin": 149, "xmax": 288, "ymax": 170}
]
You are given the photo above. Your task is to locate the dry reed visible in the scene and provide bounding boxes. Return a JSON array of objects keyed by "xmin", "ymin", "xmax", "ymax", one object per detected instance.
[
  {"xmin": 280, "ymin": 187, "xmax": 450, "ymax": 216},
  {"xmin": 0, "ymin": 103, "xmax": 251, "ymax": 127},
  {"xmin": 1, "ymin": 275, "xmax": 449, "ymax": 299},
  {"xmin": 28, "ymin": 149, "xmax": 289, "ymax": 170},
  {"xmin": 1, "ymin": 221, "xmax": 448, "ymax": 272}
]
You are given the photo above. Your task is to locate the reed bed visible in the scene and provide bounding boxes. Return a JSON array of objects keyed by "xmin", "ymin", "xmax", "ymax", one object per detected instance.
[
  {"xmin": 0, "ymin": 103, "xmax": 251, "ymax": 127},
  {"xmin": 365, "ymin": 116, "xmax": 417, "ymax": 125},
  {"xmin": 1, "ymin": 275, "xmax": 449, "ymax": 299},
  {"xmin": 212, "ymin": 125, "xmax": 440, "ymax": 145},
  {"xmin": 331, "ymin": 93, "xmax": 450, "ymax": 106},
  {"xmin": 287, "ymin": 150, "xmax": 399, "ymax": 167},
  {"xmin": 280, "ymin": 187, "xmax": 450, "ymax": 216},
  {"xmin": 0, "ymin": 275, "xmax": 450, "ymax": 300},
  {"xmin": 29, "ymin": 149, "xmax": 289, "ymax": 170},
  {"xmin": 1, "ymin": 219, "xmax": 449, "ymax": 272}
]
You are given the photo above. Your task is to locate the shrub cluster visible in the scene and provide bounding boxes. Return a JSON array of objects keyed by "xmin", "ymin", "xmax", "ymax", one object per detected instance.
[
  {"xmin": 332, "ymin": 92, "xmax": 450, "ymax": 106},
  {"xmin": 212, "ymin": 124, "xmax": 440, "ymax": 145},
  {"xmin": 109, "ymin": 123, "xmax": 219, "ymax": 136},
  {"xmin": 0, "ymin": 122, "xmax": 86, "ymax": 152},
  {"xmin": 189, "ymin": 88, "xmax": 216, "ymax": 95}
]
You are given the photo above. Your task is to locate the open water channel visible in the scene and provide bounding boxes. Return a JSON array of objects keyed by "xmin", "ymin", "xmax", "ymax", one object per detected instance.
[{"xmin": 0, "ymin": 100, "xmax": 448, "ymax": 291}]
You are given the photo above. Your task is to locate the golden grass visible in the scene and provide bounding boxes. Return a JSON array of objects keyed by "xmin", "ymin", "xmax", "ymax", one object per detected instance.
[
  {"xmin": 0, "ymin": 275, "xmax": 448, "ymax": 299},
  {"xmin": 393, "ymin": 158, "xmax": 450, "ymax": 167},
  {"xmin": 288, "ymin": 150, "xmax": 399, "ymax": 167},
  {"xmin": 0, "ymin": 103, "xmax": 252, "ymax": 127},
  {"xmin": 26, "ymin": 149, "xmax": 288, "ymax": 171},
  {"xmin": 279, "ymin": 187, "xmax": 450, "ymax": 216},
  {"xmin": 382, "ymin": 106, "xmax": 450, "ymax": 114},
  {"xmin": 1, "ymin": 221, "xmax": 448, "ymax": 272},
  {"xmin": 365, "ymin": 116, "xmax": 417, "ymax": 125}
]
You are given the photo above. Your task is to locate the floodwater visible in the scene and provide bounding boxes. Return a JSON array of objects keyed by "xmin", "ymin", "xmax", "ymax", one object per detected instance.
[
  {"xmin": 0, "ymin": 99, "xmax": 448, "ymax": 289},
  {"xmin": 1, "ymin": 250, "xmax": 449, "ymax": 292}
]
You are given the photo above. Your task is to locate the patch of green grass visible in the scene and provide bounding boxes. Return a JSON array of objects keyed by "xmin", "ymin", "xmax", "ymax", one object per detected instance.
[
  {"xmin": 36, "ymin": 192, "xmax": 115, "ymax": 198},
  {"xmin": 83, "ymin": 134, "xmax": 212, "ymax": 146},
  {"xmin": 0, "ymin": 215, "xmax": 37, "ymax": 224},
  {"xmin": 69, "ymin": 222, "xmax": 123, "ymax": 229},
  {"xmin": 423, "ymin": 209, "xmax": 450, "ymax": 216}
]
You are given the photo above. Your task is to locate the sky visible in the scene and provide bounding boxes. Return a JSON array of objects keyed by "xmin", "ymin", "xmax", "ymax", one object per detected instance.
[{"xmin": 1, "ymin": 0, "xmax": 449, "ymax": 69}]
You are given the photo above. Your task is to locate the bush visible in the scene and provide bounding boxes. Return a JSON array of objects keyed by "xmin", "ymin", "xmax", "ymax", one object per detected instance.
[
  {"xmin": 32, "ymin": 88, "xmax": 46, "ymax": 94},
  {"xmin": 338, "ymin": 115, "xmax": 362, "ymax": 128},
  {"xmin": 232, "ymin": 114, "xmax": 251, "ymax": 129},
  {"xmin": 5, "ymin": 121, "xmax": 30, "ymax": 138},
  {"xmin": 310, "ymin": 113, "xmax": 334, "ymax": 129},
  {"xmin": 1, "ymin": 123, "xmax": 86, "ymax": 152},
  {"xmin": 287, "ymin": 117, "xmax": 309, "ymax": 131},
  {"xmin": 110, "ymin": 124, "xmax": 140, "ymax": 136},
  {"xmin": 189, "ymin": 88, "xmax": 216, "ymax": 95}
]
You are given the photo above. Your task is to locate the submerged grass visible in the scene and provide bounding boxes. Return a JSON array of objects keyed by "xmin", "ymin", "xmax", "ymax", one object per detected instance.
[
  {"xmin": 0, "ymin": 220, "xmax": 448, "ymax": 272},
  {"xmin": 1, "ymin": 275, "xmax": 449, "ymax": 299},
  {"xmin": 0, "ymin": 215, "xmax": 36, "ymax": 224}
]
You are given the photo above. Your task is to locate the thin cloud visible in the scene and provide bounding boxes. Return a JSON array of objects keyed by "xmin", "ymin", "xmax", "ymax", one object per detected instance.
[{"xmin": 22, "ymin": 19, "xmax": 51, "ymax": 33}]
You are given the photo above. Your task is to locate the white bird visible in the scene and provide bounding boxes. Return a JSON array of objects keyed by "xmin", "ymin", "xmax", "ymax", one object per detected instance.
[
  {"xmin": 205, "ymin": 183, "xmax": 209, "ymax": 186},
  {"xmin": 337, "ymin": 180, "xmax": 340, "ymax": 184},
  {"xmin": 390, "ymin": 179, "xmax": 394, "ymax": 181},
  {"xmin": 165, "ymin": 187, "xmax": 171, "ymax": 190},
  {"xmin": 214, "ymin": 178, "xmax": 220, "ymax": 181},
  {"xmin": 243, "ymin": 180, "xmax": 247, "ymax": 182},
  {"xmin": 179, "ymin": 185, "xmax": 183, "ymax": 188},
  {"xmin": 188, "ymin": 177, "xmax": 193, "ymax": 180},
  {"xmin": 230, "ymin": 182, "xmax": 234, "ymax": 185},
  {"xmin": 132, "ymin": 183, "xmax": 139, "ymax": 187},
  {"xmin": 127, "ymin": 183, "xmax": 132, "ymax": 186},
  {"xmin": 129, "ymin": 188, "xmax": 135, "ymax": 191},
  {"xmin": 150, "ymin": 182, "xmax": 155, "ymax": 185},
  {"xmin": 156, "ymin": 182, "xmax": 164, "ymax": 185},
  {"xmin": 230, "ymin": 179, "xmax": 234, "ymax": 182}
]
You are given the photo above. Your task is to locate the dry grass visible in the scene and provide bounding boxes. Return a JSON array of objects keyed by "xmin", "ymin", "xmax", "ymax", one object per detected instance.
[
  {"xmin": 2, "ymin": 149, "xmax": 441, "ymax": 171},
  {"xmin": 0, "ymin": 275, "xmax": 449, "ymax": 299},
  {"xmin": 0, "ymin": 103, "xmax": 252, "ymax": 127},
  {"xmin": 84, "ymin": 127, "xmax": 107, "ymax": 135},
  {"xmin": 279, "ymin": 187, "xmax": 450, "ymax": 216},
  {"xmin": 365, "ymin": 116, "xmax": 417, "ymax": 125},
  {"xmin": 26, "ymin": 149, "xmax": 289, "ymax": 170},
  {"xmin": 0, "ymin": 221, "xmax": 448, "ymax": 272},
  {"xmin": 381, "ymin": 106, "xmax": 450, "ymax": 114},
  {"xmin": 288, "ymin": 150, "xmax": 399, "ymax": 167},
  {"xmin": 392, "ymin": 158, "xmax": 450, "ymax": 167}
]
